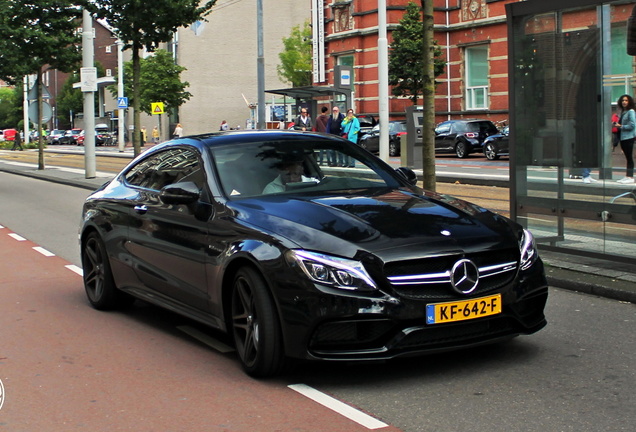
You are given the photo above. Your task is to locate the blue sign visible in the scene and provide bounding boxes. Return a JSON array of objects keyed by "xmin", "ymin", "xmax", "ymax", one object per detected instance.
[{"xmin": 117, "ymin": 97, "xmax": 128, "ymax": 109}]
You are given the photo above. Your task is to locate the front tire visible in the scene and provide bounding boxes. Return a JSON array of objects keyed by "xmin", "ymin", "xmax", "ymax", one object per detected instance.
[
  {"xmin": 484, "ymin": 143, "xmax": 499, "ymax": 160},
  {"xmin": 81, "ymin": 232, "xmax": 130, "ymax": 310},
  {"xmin": 231, "ymin": 267, "xmax": 284, "ymax": 377}
]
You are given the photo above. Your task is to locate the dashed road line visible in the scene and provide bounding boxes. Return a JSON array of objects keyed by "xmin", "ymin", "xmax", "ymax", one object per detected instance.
[
  {"xmin": 33, "ymin": 246, "xmax": 55, "ymax": 257},
  {"xmin": 65, "ymin": 265, "xmax": 83, "ymax": 276},
  {"xmin": 8, "ymin": 233, "xmax": 26, "ymax": 241},
  {"xmin": 288, "ymin": 383, "xmax": 389, "ymax": 430}
]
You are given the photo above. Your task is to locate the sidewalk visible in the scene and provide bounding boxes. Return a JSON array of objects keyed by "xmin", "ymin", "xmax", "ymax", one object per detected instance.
[{"xmin": 0, "ymin": 147, "xmax": 634, "ymax": 304}]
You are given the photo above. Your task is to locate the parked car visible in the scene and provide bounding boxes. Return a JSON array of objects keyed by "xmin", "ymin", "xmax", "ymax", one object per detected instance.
[
  {"xmin": 46, "ymin": 129, "xmax": 66, "ymax": 145},
  {"xmin": 3, "ymin": 129, "xmax": 17, "ymax": 142},
  {"xmin": 482, "ymin": 126, "xmax": 510, "ymax": 160},
  {"xmin": 0, "ymin": 130, "xmax": 4, "ymax": 142},
  {"xmin": 356, "ymin": 114, "xmax": 377, "ymax": 139},
  {"xmin": 79, "ymin": 130, "xmax": 548, "ymax": 377},
  {"xmin": 95, "ymin": 124, "xmax": 113, "ymax": 146},
  {"xmin": 359, "ymin": 120, "xmax": 407, "ymax": 156},
  {"xmin": 434, "ymin": 119, "xmax": 499, "ymax": 158},
  {"xmin": 58, "ymin": 129, "xmax": 83, "ymax": 145}
]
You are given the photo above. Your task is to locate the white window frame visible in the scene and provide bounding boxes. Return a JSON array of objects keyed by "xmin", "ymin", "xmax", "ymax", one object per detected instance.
[{"xmin": 465, "ymin": 46, "xmax": 489, "ymax": 110}]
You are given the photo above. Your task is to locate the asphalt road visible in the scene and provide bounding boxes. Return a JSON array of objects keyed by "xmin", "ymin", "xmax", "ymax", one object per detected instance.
[{"xmin": 1, "ymin": 171, "xmax": 634, "ymax": 431}]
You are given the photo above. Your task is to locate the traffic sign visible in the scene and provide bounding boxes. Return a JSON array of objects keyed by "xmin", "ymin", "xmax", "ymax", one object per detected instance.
[
  {"xmin": 117, "ymin": 97, "xmax": 128, "ymax": 109},
  {"xmin": 151, "ymin": 102, "xmax": 164, "ymax": 115}
]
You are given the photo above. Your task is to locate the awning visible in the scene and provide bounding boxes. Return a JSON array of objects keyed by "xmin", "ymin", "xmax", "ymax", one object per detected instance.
[{"xmin": 265, "ymin": 85, "xmax": 349, "ymax": 100}]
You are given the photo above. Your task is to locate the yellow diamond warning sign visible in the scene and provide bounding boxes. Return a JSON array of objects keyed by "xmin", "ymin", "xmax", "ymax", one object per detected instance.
[{"xmin": 151, "ymin": 102, "xmax": 164, "ymax": 115}]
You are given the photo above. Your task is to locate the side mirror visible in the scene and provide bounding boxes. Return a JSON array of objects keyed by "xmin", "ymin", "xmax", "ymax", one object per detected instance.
[
  {"xmin": 395, "ymin": 167, "xmax": 418, "ymax": 186},
  {"xmin": 160, "ymin": 181, "xmax": 201, "ymax": 205}
]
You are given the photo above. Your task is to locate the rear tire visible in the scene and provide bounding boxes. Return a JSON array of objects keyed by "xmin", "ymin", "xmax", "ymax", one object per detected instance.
[
  {"xmin": 231, "ymin": 267, "xmax": 285, "ymax": 378},
  {"xmin": 389, "ymin": 140, "xmax": 399, "ymax": 157},
  {"xmin": 455, "ymin": 141, "xmax": 469, "ymax": 158}
]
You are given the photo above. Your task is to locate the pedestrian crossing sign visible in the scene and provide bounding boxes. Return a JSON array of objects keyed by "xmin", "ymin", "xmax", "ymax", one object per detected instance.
[
  {"xmin": 151, "ymin": 102, "xmax": 165, "ymax": 115},
  {"xmin": 117, "ymin": 97, "xmax": 128, "ymax": 109}
]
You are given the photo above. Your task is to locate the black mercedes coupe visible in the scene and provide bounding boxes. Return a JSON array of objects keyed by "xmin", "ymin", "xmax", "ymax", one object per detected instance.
[{"xmin": 79, "ymin": 130, "xmax": 548, "ymax": 377}]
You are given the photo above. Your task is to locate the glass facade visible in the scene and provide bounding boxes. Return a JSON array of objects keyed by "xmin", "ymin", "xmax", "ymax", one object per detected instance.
[{"xmin": 508, "ymin": 0, "xmax": 636, "ymax": 264}]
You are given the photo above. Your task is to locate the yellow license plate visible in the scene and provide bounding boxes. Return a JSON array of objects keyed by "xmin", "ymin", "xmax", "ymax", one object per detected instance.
[{"xmin": 426, "ymin": 294, "xmax": 502, "ymax": 325}]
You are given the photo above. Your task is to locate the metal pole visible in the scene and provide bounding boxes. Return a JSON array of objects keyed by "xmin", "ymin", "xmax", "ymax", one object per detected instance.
[
  {"xmin": 82, "ymin": 9, "xmax": 96, "ymax": 178},
  {"xmin": 257, "ymin": 0, "xmax": 266, "ymax": 129},
  {"xmin": 378, "ymin": 0, "xmax": 390, "ymax": 161},
  {"xmin": 23, "ymin": 76, "xmax": 30, "ymax": 145},
  {"xmin": 117, "ymin": 39, "xmax": 126, "ymax": 152}
]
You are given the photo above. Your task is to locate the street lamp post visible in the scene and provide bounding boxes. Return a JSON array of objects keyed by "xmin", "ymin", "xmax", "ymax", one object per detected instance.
[{"xmin": 378, "ymin": 0, "xmax": 389, "ymax": 161}]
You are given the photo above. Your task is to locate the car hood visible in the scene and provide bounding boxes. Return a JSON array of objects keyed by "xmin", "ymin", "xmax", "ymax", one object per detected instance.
[{"xmin": 229, "ymin": 189, "xmax": 518, "ymax": 260}]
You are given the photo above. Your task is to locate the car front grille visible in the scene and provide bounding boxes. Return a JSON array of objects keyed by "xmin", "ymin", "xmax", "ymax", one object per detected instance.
[{"xmin": 383, "ymin": 249, "xmax": 518, "ymax": 299}]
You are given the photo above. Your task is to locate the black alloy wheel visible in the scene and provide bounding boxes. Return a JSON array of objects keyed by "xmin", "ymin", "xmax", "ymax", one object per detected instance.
[
  {"xmin": 455, "ymin": 141, "xmax": 468, "ymax": 158},
  {"xmin": 484, "ymin": 143, "xmax": 500, "ymax": 160},
  {"xmin": 82, "ymin": 232, "xmax": 130, "ymax": 310},
  {"xmin": 389, "ymin": 140, "xmax": 399, "ymax": 157},
  {"xmin": 231, "ymin": 267, "xmax": 284, "ymax": 377}
]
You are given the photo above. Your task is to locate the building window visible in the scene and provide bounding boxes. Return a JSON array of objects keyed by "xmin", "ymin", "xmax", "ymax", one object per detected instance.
[
  {"xmin": 465, "ymin": 46, "xmax": 489, "ymax": 110},
  {"xmin": 106, "ymin": 69, "xmax": 112, "ymax": 77},
  {"xmin": 105, "ymin": 45, "xmax": 112, "ymax": 53}
]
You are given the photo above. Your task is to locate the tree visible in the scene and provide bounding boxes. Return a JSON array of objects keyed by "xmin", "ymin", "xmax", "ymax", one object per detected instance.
[
  {"xmin": 110, "ymin": 50, "xmax": 192, "ymax": 116},
  {"xmin": 0, "ymin": 0, "xmax": 84, "ymax": 169},
  {"xmin": 90, "ymin": 0, "xmax": 216, "ymax": 156},
  {"xmin": 388, "ymin": 2, "xmax": 445, "ymax": 105},
  {"xmin": 0, "ymin": 87, "xmax": 21, "ymax": 130},
  {"xmin": 277, "ymin": 20, "xmax": 312, "ymax": 87}
]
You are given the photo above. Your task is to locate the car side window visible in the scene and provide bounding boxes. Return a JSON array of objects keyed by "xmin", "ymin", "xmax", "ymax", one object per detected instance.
[
  {"xmin": 124, "ymin": 148, "xmax": 204, "ymax": 191},
  {"xmin": 436, "ymin": 123, "xmax": 451, "ymax": 134}
]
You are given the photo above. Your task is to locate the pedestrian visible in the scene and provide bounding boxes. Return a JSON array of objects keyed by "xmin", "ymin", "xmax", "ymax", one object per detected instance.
[
  {"xmin": 341, "ymin": 109, "xmax": 361, "ymax": 144},
  {"xmin": 293, "ymin": 107, "xmax": 312, "ymax": 131},
  {"xmin": 141, "ymin": 127, "xmax": 147, "ymax": 144},
  {"xmin": 614, "ymin": 94, "xmax": 635, "ymax": 184},
  {"xmin": 152, "ymin": 126, "xmax": 160, "ymax": 144},
  {"xmin": 339, "ymin": 109, "xmax": 361, "ymax": 167},
  {"xmin": 173, "ymin": 123, "xmax": 183, "ymax": 139},
  {"xmin": 220, "ymin": 120, "xmax": 229, "ymax": 131},
  {"xmin": 314, "ymin": 106, "xmax": 330, "ymax": 165},
  {"xmin": 11, "ymin": 131, "xmax": 23, "ymax": 151},
  {"xmin": 314, "ymin": 106, "xmax": 329, "ymax": 133},
  {"xmin": 326, "ymin": 106, "xmax": 345, "ymax": 166}
]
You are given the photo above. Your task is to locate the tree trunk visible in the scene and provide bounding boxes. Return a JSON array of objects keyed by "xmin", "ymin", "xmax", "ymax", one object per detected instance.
[
  {"xmin": 132, "ymin": 47, "xmax": 141, "ymax": 157},
  {"xmin": 421, "ymin": 0, "xmax": 436, "ymax": 192},
  {"xmin": 37, "ymin": 68, "xmax": 45, "ymax": 170}
]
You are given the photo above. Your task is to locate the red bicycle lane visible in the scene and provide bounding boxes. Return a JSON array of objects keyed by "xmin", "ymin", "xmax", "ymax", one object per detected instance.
[{"xmin": 0, "ymin": 225, "xmax": 402, "ymax": 432}]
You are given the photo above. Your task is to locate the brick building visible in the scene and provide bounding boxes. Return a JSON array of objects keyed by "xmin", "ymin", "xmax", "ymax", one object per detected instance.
[{"xmin": 315, "ymin": 0, "xmax": 522, "ymax": 125}]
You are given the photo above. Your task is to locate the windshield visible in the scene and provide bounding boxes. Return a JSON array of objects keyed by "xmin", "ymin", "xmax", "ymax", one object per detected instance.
[{"xmin": 208, "ymin": 137, "xmax": 409, "ymax": 198}]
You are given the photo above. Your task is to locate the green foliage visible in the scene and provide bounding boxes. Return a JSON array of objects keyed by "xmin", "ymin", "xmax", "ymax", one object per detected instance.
[
  {"xmin": 0, "ymin": 0, "xmax": 84, "ymax": 83},
  {"xmin": 277, "ymin": 20, "xmax": 313, "ymax": 87},
  {"xmin": 89, "ymin": 0, "xmax": 217, "ymax": 154},
  {"xmin": 110, "ymin": 49, "xmax": 192, "ymax": 116},
  {"xmin": 56, "ymin": 73, "xmax": 83, "ymax": 130},
  {"xmin": 388, "ymin": 2, "xmax": 445, "ymax": 104},
  {"xmin": 0, "ymin": 87, "xmax": 21, "ymax": 129},
  {"xmin": 56, "ymin": 63, "xmax": 106, "ymax": 129}
]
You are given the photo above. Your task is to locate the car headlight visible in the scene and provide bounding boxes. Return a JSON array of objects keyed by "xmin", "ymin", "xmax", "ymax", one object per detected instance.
[
  {"xmin": 288, "ymin": 250, "xmax": 377, "ymax": 291},
  {"xmin": 519, "ymin": 229, "xmax": 538, "ymax": 271}
]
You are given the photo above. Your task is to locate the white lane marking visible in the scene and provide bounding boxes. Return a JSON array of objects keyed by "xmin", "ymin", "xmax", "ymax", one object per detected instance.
[
  {"xmin": 65, "ymin": 265, "xmax": 83, "ymax": 276},
  {"xmin": 288, "ymin": 383, "xmax": 389, "ymax": 430},
  {"xmin": 8, "ymin": 233, "xmax": 26, "ymax": 241},
  {"xmin": 33, "ymin": 246, "xmax": 55, "ymax": 257},
  {"xmin": 177, "ymin": 325, "xmax": 235, "ymax": 353},
  {"xmin": 0, "ymin": 224, "xmax": 4, "ymax": 229}
]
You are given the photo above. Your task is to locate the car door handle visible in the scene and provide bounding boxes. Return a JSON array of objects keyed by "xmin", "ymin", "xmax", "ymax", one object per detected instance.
[{"xmin": 134, "ymin": 205, "xmax": 148, "ymax": 214}]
